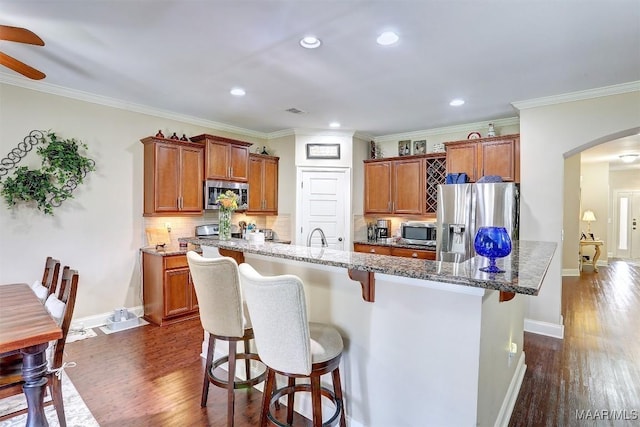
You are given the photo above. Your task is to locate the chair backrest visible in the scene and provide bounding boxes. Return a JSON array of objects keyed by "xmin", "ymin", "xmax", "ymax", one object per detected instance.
[
  {"xmin": 42, "ymin": 256, "xmax": 61, "ymax": 297},
  {"xmin": 238, "ymin": 263, "xmax": 311, "ymax": 375},
  {"xmin": 47, "ymin": 267, "xmax": 79, "ymax": 369},
  {"xmin": 186, "ymin": 251, "xmax": 244, "ymax": 338}
]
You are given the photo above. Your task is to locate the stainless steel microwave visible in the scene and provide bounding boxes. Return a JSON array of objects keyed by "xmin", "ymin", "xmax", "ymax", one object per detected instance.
[
  {"xmin": 401, "ymin": 221, "xmax": 437, "ymax": 245},
  {"xmin": 204, "ymin": 180, "xmax": 248, "ymax": 210}
]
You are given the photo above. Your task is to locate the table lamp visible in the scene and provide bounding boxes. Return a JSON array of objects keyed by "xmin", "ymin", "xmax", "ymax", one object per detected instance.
[{"xmin": 582, "ymin": 210, "xmax": 596, "ymax": 234}]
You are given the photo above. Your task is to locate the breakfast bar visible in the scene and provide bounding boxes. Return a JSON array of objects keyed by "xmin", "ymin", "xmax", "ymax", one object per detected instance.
[{"xmin": 174, "ymin": 237, "xmax": 555, "ymax": 427}]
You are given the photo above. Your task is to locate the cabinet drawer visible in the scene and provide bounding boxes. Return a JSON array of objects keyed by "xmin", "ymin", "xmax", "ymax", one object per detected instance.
[
  {"xmin": 354, "ymin": 244, "xmax": 392, "ymax": 255},
  {"xmin": 164, "ymin": 255, "xmax": 188, "ymax": 270},
  {"xmin": 390, "ymin": 247, "xmax": 436, "ymax": 260}
]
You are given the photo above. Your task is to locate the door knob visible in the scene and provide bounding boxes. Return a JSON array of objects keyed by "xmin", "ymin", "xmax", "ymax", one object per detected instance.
[{"xmin": 338, "ymin": 237, "xmax": 343, "ymax": 242}]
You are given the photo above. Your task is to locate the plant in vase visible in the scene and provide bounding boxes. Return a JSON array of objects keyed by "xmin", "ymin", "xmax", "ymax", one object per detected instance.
[{"xmin": 216, "ymin": 190, "xmax": 238, "ymax": 240}]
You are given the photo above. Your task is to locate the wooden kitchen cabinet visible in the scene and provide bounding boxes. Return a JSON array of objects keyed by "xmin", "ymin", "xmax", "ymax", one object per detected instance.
[
  {"xmin": 247, "ymin": 153, "xmax": 279, "ymax": 214},
  {"xmin": 142, "ymin": 252, "xmax": 199, "ymax": 326},
  {"xmin": 141, "ymin": 136, "xmax": 204, "ymax": 216},
  {"xmin": 190, "ymin": 134, "xmax": 252, "ymax": 182},
  {"xmin": 364, "ymin": 157, "xmax": 424, "ymax": 215},
  {"xmin": 445, "ymin": 134, "xmax": 520, "ymax": 182}
]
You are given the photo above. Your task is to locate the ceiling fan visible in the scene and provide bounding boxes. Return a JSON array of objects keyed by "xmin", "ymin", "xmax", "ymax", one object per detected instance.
[{"xmin": 0, "ymin": 24, "xmax": 46, "ymax": 80}]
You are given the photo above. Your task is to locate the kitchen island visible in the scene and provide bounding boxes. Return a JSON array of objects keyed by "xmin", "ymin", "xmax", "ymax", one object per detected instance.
[{"xmin": 179, "ymin": 237, "xmax": 555, "ymax": 427}]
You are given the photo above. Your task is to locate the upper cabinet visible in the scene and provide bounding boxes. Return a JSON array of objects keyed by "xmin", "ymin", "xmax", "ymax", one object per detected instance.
[
  {"xmin": 247, "ymin": 153, "xmax": 279, "ymax": 214},
  {"xmin": 445, "ymin": 134, "xmax": 520, "ymax": 182},
  {"xmin": 141, "ymin": 136, "xmax": 204, "ymax": 216},
  {"xmin": 364, "ymin": 156, "xmax": 424, "ymax": 215},
  {"xmin": 190, "ymin": 134, "xmax": 252, "ymax": 182}
]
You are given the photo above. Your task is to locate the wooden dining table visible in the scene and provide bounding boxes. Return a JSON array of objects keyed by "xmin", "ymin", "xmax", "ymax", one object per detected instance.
[{"xmin": 0, "ymin": 283, "xmax": 62, "ymax": 427}]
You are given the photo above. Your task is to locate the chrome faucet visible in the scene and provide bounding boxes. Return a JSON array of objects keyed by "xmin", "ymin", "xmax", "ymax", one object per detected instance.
[{"xmin": 307, "ymin": 227, "xmax": 328, "ymax": 247}]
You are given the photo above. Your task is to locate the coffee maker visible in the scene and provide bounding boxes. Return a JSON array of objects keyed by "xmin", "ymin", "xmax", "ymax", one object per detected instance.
[{"xmin": 376, "ymin": 219, "xmax": 390, "ymax": 240}]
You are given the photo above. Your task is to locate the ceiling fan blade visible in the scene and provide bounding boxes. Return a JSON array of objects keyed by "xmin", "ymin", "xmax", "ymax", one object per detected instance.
[
  {"xmin": 0, "ymin": 25, "xmax": 44, "ymax": 46},
  {"xmin": 0, "ymin": 51, "xmax": 46, "ymax": 80}
]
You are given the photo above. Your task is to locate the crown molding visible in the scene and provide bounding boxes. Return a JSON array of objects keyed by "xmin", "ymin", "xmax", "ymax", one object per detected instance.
[
  {"xmin": 373, "ymin": 117, "xmax": 520, "ymax": 143},
  {"xmin": 291, "ymin": 128, "xmax": 356, "ymax": 137},
  {"xmin": 512, "ymin": 81, "xmax": 640, "ymax": 110},
  {"xmin": 0, "ymin": 72, "xmax": 268, "ymax": 140}
]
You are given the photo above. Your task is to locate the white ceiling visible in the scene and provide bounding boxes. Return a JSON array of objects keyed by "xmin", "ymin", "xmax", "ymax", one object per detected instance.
[{"xmin": 1, "ymin": 1, "xmax": 639, "ymax": 144}]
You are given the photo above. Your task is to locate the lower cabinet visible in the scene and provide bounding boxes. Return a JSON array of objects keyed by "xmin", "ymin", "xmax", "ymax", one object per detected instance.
[
  {"xmin": 142, "ymin": 252, "xmax": 199, "ymax": 326},
  {"xmin": 353, "ymin": 243, "xmax": 436, "ymax": 260}
]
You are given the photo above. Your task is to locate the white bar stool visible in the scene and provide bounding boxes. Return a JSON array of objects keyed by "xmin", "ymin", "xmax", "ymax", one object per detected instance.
[
  {"xmin": 239, "ymin": 263, "xmax": 346, "ymax": 427},
  {"xmin": 187, "ymin": 251, "xmax": 267, "ymax": 427}
]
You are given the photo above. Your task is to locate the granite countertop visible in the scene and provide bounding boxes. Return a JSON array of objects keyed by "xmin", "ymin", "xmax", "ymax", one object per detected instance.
[
  {"xmin": 177, "ymin": 237, "xmax": 556, "ymax": 296},
  {"xmin": 140, "ymin": 243, "xmax": 201, "ymax": 256},
  {"xmin": 353, "ymin": 238, "xmax": 436, "ymax": 251}
]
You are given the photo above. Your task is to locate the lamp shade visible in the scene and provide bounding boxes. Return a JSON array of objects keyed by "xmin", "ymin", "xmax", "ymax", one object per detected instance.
[{"xmin": 582, "ymin": 210, "xmax": 596, "ymax": 222}]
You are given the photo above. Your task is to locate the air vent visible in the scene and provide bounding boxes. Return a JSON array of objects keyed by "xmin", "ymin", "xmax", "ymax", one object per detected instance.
[{"xmin": 285, "ymin": 107, "xmax": 307, "ymax": 114}]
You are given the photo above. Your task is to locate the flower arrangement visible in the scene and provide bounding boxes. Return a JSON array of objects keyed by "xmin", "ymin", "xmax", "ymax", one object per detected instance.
[
  {"xmin": 216, "ymin": 190, "xmax": 238, "ymax": 240},
  {"xmin": 216, "ymin": 190, "xmax": 238, "ymax": 211}
]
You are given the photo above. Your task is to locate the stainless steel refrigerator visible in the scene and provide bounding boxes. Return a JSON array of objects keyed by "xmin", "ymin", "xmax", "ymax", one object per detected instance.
[{"xmin": 436, "ymin": 183, "xmax": 519, "ymax": 262}]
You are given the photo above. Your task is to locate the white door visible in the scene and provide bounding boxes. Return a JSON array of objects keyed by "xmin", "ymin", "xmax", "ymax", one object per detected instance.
[
  {"xmin": 298, "ymin": 169, "xmax": 349, "ymax": 250},
  {"xmin": 632, "ymin": 192, "xmax": 640, "ymax": 259},
  {"xmin": 615, "ymin": 191, "xmax": 640, "ymax": 259}
]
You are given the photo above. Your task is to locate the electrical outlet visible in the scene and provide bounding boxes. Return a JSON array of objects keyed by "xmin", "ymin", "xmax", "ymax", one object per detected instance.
[{"xmin": 165, "ymin": 222, "xmax": 171, "ymax": 232}]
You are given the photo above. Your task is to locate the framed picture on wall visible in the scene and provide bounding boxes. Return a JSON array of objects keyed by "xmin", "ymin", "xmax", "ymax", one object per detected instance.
[
  {"xmin": 398, "ymin": 140, "xmax": 411, "ymax": 156},
  {"xmin": 413, "ymin": 140, "xmax": 427, "ymax": 155}
]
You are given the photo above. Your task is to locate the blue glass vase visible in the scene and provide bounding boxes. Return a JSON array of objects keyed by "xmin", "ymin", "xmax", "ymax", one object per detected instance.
[{"xmin": 474, "ymin": 226, "xmax": 512, "ymax": 273}]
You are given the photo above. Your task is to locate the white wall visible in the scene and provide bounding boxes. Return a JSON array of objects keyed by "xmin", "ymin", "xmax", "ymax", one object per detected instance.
[
  {"xmin": 518, "ymin": 89, "xmax": 640, "ymax": 332},
  {"xmin": 0, "ymin": 83, "xmax": 265, "ymax": 318},
  {"xmin": 562, "ymin": 155, "xmax": 581, "ymax": 273}
]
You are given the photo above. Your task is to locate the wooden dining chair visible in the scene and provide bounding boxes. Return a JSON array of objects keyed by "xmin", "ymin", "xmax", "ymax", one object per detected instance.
[
  {"xmin": 0, "ymin": 266, "xmax": 80, "ymax": 427},
  {"xmin": 42, "ymin": 256, "xmax": 62, "ymax": 297},
  {"xmin": 31, "ymin": 256, "xmax": 61, "ymax": 302}
]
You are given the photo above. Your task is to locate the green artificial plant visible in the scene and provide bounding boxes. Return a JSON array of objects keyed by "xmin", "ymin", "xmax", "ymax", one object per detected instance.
[{"xmin": 0, "ymin": 131, "xmax": 96, "ymax": 215}]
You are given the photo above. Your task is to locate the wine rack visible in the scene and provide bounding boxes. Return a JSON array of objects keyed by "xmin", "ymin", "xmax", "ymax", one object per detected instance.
[{"xmin": 425, "ymin": 155, "xmax": 446, "ymax": 214}]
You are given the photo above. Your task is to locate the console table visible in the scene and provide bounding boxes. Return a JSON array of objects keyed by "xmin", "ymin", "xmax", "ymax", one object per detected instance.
[{"xmin": 580, "ymin": 240, "xmax": 604, "ymax": 272}]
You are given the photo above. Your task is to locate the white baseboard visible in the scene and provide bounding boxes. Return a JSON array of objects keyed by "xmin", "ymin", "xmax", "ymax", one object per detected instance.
[
  {"xmin": 494, "ymin": 352, "xmax": 526, "ymax": 427},
  {"xmin": 72, "ymin": 305, "xmax": 144, "ymax": 329},
  {"xmin": 524, "ymin": 318, "xmax": 564, "ymax": 339},
  {"xmin": 562, "ymin": 268, "xmax": 580, "ymax": 277}
]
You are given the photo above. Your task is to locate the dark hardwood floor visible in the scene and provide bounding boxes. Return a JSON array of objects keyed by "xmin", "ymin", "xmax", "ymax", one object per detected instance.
[
  {"xmin": 62, "ymin": 259, "xmax": 639, "ymax": 426},
  {"xmin": 509, "ymin": 258, "xmax": 640, "ymax": 426}
]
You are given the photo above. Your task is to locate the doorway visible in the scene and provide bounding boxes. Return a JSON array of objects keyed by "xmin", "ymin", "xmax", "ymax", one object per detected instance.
[{"xmin": 296, "ymin": 168, "xmax": 351, "ymax": 250}]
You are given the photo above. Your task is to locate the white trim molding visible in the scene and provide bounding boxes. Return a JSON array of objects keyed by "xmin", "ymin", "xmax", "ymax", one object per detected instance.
[
  {"xmin": 512, "ymin": 81, "xmax": 640, "ymax": 111},
  {"xmin": 524, "ymin": 317, "xmax": 565, "ymax": 339},
  {"xmin": 494, "ymin": 352, "xmax": 527, "ymax": 427},
  {"xmin": 374, "ymin": 116, "xmax": 520, "ymax": 143}
]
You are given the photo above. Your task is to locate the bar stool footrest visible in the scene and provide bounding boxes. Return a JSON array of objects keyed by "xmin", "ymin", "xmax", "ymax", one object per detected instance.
[
  {"xmin": 208, "ymin": 353, "xmax": 266, "ymax": 389},
  {"xmin": 267, "ymin": 383, "xmax": 342, "ymax": 427}
]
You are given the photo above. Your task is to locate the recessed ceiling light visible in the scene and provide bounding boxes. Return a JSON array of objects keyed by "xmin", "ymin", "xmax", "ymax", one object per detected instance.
[
  {"xmin": 300, "ymin": 36, "xmax": 321, "ymax": 49},
  {"xmin": 619, "ymin": 153, "xmax": 639, "ymax": 163},
  {"xmin": 329, "ymin": 122, "xmax": 341, "ymax": 128},
  {"xmin": 376, "ymin": 31, "xmax": 399, "ymax": 46},
  {"xmin": 230, "ymin": 87, "xmax": 246, "ymax": 97},
  {"xmin": 449, "ymin": 99, "xmax": 465, "ymax": 106}
]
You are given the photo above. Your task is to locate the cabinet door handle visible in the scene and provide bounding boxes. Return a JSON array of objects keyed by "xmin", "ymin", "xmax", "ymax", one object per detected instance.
[
  {"xmin": 370, "ymin": 249, "xmax": 376, "ymax": 253},
  {"xmin": 230, "ymin": 167, "xmax": 234, "ymax": 177},
  {"xmin": 412, "ymin": 252, "xmax": 418, "ymax": 258}
]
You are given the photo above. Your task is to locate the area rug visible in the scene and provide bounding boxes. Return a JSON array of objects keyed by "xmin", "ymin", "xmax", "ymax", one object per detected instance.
[
  {"xmin": 66, "ymin": 327, "xmax": 97, "ymax": 344},
  {"xmin": 0, "ymin": 371, "xmax": 99, "ymax": 427},
  {"xmin": 98, "ymin": 317, "xmax": 149, "ymax": 335}
]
